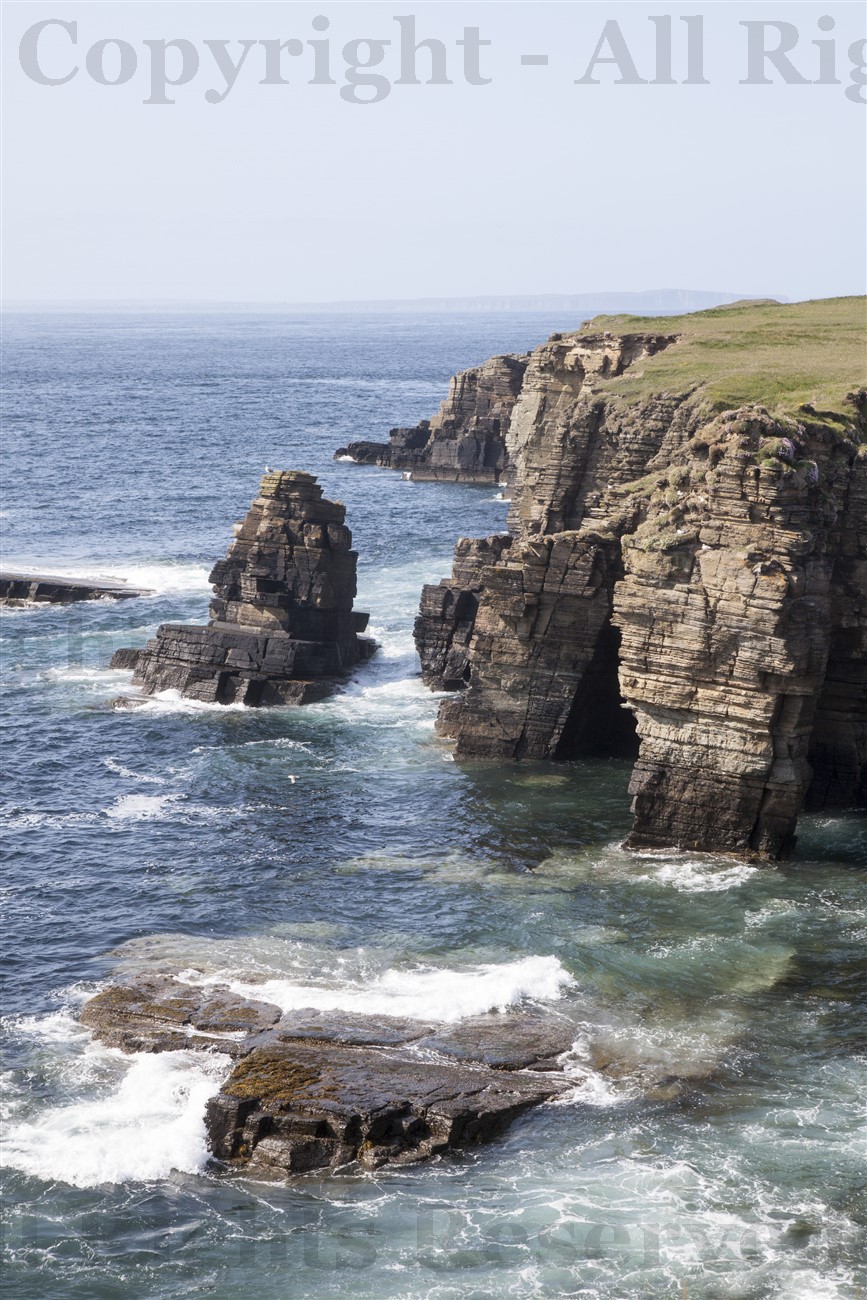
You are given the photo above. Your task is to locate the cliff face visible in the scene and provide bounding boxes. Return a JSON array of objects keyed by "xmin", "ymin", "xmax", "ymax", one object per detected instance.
[
  {"xmin": 414, "ymin": 301, "xmax": 866, "ymax": 859},
  {"xmin": 336, "ymin": 353, "xmax": 528, "ymax": 482},
  {"xmin": 112, "ymin": 471, "xmax": 374, "ymax": 705}
]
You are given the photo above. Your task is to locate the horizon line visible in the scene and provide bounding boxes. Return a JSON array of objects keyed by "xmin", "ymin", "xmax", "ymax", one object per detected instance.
[{"xmin": 0, "ymin": 288, "xmax": 790, "ymax": 314}]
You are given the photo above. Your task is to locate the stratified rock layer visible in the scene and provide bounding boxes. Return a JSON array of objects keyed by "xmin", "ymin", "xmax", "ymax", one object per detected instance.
[
  {"xmin": 335, "ymin": 353, "xmax": 528, "ymax": 482},
  {"xmin": 414, "ymin": 317, "xmax": 867, "ymax": 859},
  {"xmin": 111, "ymin": 471, "xmax": 374, "ymax": 705}
]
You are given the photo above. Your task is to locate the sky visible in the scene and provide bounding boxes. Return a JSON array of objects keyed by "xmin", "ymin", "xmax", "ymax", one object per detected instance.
[{"xmin": 2, "ymin": 1, "xmax": 865, "ymax": 304}]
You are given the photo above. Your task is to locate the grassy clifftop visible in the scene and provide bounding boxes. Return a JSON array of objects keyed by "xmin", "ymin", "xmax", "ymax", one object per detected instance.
[{"xmin": 583, "ymin": 296, "xmax": 866, "ymax": 425}]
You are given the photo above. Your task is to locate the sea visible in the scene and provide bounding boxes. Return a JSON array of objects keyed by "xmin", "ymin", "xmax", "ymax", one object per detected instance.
[{"xmin": 1, "ymin": 311, "xmax": 864, "ymax": 1300}]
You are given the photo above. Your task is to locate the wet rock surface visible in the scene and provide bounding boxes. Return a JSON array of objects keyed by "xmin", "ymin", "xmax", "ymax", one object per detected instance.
[
  {"xmin": 80, "ymin": 976, "xmax": 282, "ymax": 1056},
  {"xmin": 79, "ymin": 977, "xmax": 572, "ymax": 1174},
  {"xmin": 336, "ymin": 353, "xmax": 528, "ymax": 483},
  {"xmin": 206, "ymin": 1040, "xmax": 565, "ymax": 1175},
  {"xmin": 0, "ymin": 572, "xmax": 153, "ymax": 604},
  {"xmin": 110, "ymin": 471, "xmax": 375, "ymax": 706}
]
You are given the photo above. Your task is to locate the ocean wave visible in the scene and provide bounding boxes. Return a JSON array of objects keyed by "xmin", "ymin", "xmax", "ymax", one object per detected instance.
[
  {"xmin": 1, "ymin": 808, "xmax": 101, "ymax": 832},
  {"xmin": 2, "ymin": 560, "xmax": 211, "ymax": 599},
  {"xmin": 180, "ymin": 953, "xmax": 573, "ymax": 1024},
  {"xmin": 536, "ymin": 845, "xmax": 761, "ymax": 893},
  {"xmin": 1, "ymin": 791, "xmax": 219, "ymax": 832},
  {"xmin": 1, "ymin": 1048, "xmax": 230, "ymax": 1188},
  {"xmin": 131, "ymin": 688, "xmax": 250, "ymax": 715},
  {"xmin": 4, "ymin": 1007, "xmax": 91, "ymax": 1044},
  {"xmin": 647, "ymin": 858, "xmax": 760, "ymax": 893},
  {"xmin": 310, "ymin": 673, "xmax": 438, "ymax": 730}
]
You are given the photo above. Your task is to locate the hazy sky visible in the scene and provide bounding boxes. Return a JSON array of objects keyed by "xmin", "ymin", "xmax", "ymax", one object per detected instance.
[{"xmin": 3, "ymin": 1, "xmax": 865, "ymax": 303}]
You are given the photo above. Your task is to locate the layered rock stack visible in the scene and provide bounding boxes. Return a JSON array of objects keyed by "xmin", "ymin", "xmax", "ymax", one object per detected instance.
[
  {"xmin": 335, "ymin": 353, "xmax": 528, "ymax": 483},
  {"xmin": 414, "ymin": 306, "xmax": 866, "ymax": 859},
  {"xmin": 111, "ymin": 471, "xmax": 375, "ymax": 705}
]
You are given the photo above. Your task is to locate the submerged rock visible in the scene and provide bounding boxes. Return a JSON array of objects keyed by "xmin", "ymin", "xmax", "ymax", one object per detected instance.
[
  {"xmin": 110, "ymin": 471, "xmax": 375, "ymax": 706},
  {"xmin": 0, "ymin": 571, "xmax": 153, "ymax": 604},
  {"xmin": 335, "ymin": 353, "xmax": 528, "ymax": 483},
  {"xmin": 79, "ymin": 976, "xmax": 570, "ymax": 1175}
]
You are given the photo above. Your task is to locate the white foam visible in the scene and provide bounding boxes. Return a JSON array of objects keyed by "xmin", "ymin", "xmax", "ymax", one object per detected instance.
[
  {"xmin": 557, "ymin": 1067, "xmax": 637, "ymax": 1108},
  {"xmin": 44, "ymin": 666, "xmax": 134, "ymax": 685},
  {"xmin": 103, "ymin": 793, "xmax": 180, "ymax": 822},
  {"xmin": 5, "ymin": 1008, "xmax": 90, "ymax": 1044},
  {"xmin": 182, "ymin": 954, "xmax": 573, "ymax": 1024},
  {"xmin": 537, "ymin": 847, "xmax": 761, "ymax": 894},
  {"xmin": 744, "ymin": 899, "xmax": 803, "ymax": 928},
  {"xmin": 1, "ymin": 1049, "xmax": 230, "ymax": 1188},
  {"xmin": 312, "ymin": 673, "xmax": 438, "ymax": 730},
  {"xmin": 30, "ymin": 561, "xmax": 212, "ymax": 597},
  {"xmin": 103, "ymin": 756, "xmax": 167, "ymax": 785},
  {"xmin": 648, "ymin": 859, "xmax": 760, "ymax": 893},
  {"xmin": 2, "ymin": 809, "xmax": 100, "ymax": 832},
  {"xmin": 136, "ymin": 688, "xmax": 249, "ymax": 715}
]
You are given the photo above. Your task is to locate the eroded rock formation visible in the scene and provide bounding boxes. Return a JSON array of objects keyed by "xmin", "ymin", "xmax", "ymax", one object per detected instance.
[
  {"xmin": 80, "ymin": 976, "xmax": 571, "ymax": 1174},
  {"xmin": 414, "ymin": 310, "xmax": 866, "ymax": 859},
  {"xmin": 335, "ymin": 353, "xmax": 528, "ymax": 482},
  {"xmin": 110, "ymin": 470, "xmax": 375, "ymax": 705}
]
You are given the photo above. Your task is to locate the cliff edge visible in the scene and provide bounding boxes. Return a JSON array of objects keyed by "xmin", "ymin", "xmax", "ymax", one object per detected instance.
[{"xmin": 413, "ymin": 298, "xmax": 867, "ymax": 859}]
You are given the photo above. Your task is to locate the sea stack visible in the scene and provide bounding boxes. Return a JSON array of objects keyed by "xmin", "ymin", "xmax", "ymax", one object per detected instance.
[{"xmin": 111, "ymin": 470, "xmax": 375, "ymax": 705}]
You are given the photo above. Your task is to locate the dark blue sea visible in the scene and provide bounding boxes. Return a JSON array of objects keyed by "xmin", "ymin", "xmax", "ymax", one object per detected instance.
[{"xmin": 1, "ymin": 311, "xmax": 865, "ymax": 1299}]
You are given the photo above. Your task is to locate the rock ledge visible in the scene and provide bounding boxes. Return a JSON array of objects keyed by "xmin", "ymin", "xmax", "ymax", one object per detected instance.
[{"xmin": 80, "ymin": 976, "xmax": 572, "ymax": 1175}]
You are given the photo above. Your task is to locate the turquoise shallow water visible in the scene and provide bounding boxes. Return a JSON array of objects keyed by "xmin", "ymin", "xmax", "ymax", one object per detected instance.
[{"xmin": 1, "ymin": 312, "xmax": 865, "ymax": 1299}]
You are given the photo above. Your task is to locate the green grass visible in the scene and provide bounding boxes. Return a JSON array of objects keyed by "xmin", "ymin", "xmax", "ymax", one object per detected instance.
[{"xmin": 580, "ymin": 296, "xmax": 867, "ymax": 423}]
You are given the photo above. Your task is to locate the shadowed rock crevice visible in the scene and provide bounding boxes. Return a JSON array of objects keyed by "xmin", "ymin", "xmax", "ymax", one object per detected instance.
[{"xmin": 554, "ymin": 621, "xmax": 639, "ymax": 760}]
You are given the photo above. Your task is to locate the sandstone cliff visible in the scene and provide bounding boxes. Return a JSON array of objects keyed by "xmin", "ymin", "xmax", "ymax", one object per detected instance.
[
  {"xmin": 335, "ymin": 353, "xmax": 528, "ymax": 482},
  {"xmin": 111, "ymin": 471, "xmax": 374, "ymax": 705},
  {"xmin": 414, "ymin": 299, "xmax": 867, "ymax": 859}
]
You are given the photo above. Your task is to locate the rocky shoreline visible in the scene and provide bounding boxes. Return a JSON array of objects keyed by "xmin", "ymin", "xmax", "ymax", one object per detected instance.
[{"xmin": 343, "ymin": 300, "xmax": 867, "ymax": 860}]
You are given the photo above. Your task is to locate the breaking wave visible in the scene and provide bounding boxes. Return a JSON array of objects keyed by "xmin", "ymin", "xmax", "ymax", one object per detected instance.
[{"xmin": 181, "ymin": 953, "xmax": 573, "ymax": 1024}]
